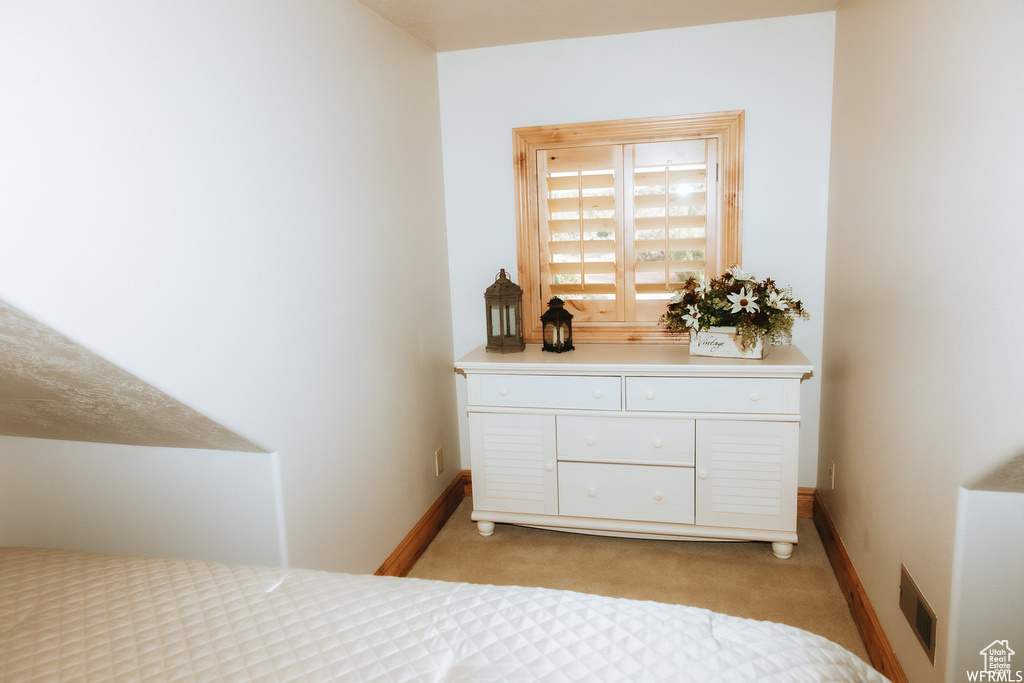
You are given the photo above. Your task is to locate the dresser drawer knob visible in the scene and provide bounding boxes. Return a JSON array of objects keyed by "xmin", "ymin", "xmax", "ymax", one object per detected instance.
[
  {"xmin": 645, "ymin": 390, "xmax": 655, "ymax": 400},
  {"xmin": 749, "ymin": 391, "xmax": 760, "ymax": 402},
  {"xmin": 498, "ymin": 387, "xmax": 509, "ymax": 396},
  {"xmin": 587, "ymin": 488, "xmax": 597, "ymax": 497},
  {"xmin": 653, "ymin": 438, "xmax": 663, "ymax": 448},
  {"xmin": 653, "ymin": 491, "xmax": 664, "ymax": 501},
  {"xmin": 544, "ymin": 462, "xmax": 554, "ymax": 472},
  {"xmin": 585, "ymin": 436, "xmax": 596, "ymax": 446},
  {"xmin": 698, "ymin": 470, "xmax": 710, "ymax": 480},
  {"xmin": 592, "ymin": 389, "xmax": 602, "ymax": 399}
]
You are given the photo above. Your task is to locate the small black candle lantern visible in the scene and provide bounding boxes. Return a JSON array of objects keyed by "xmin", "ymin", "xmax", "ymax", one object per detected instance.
[
  {"xmin": 484, "ymin": 269, "xmax": 525, "ymax": 354},
  {"xmin": 541, "ymin": 297, "xmax": 574, "ymax": 353}
]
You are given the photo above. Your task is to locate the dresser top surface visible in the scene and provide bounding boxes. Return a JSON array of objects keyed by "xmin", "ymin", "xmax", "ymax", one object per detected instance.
[{"xmin": 456, "ymin": 344, "xmax": 812, "ymax": 378}]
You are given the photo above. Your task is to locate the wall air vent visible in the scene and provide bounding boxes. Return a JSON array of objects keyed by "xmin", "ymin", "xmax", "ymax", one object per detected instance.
[{"xmin": 899, "ymin": 564, "xmax": 937, "ymax": 663}]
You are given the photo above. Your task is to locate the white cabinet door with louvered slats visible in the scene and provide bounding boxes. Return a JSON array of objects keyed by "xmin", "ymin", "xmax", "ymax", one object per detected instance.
[
  {"xmin": 695, "ymin": 420, "xmax": 799, "ymax": 532},
  {"xmin": 469, "ymin": 412, "xmax": 558, "ymax": 515}
]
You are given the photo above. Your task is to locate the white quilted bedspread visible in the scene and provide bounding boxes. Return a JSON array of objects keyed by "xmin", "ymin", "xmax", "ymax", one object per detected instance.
[{"xmin": 0, "ymin": 546, "xmax": 887, "ymax": 682}]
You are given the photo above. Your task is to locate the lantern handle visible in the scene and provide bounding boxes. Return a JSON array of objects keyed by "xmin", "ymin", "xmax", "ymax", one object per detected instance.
[{"xmin": 495, "ymin": 268, "xmax": 509, "ymax": 281}]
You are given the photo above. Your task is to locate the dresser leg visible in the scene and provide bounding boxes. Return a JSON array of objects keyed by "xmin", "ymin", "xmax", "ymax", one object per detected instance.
[
  {"xmin": 476, "ymin": 521, "xmax": 495, "ymax": 537},
  {"xmin": 771, "ymin": 542, "xmax": 794, "ymax": 559}
]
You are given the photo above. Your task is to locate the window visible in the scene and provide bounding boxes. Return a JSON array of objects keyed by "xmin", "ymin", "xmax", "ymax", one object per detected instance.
[{"xmin": 514, "ymin": 111, "xmax": 743, "ymax": 344}]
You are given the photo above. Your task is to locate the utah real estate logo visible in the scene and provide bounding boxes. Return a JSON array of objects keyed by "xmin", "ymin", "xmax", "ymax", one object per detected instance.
[{"xmin": 968, "ymin": 640, "xmax": 1022, "ymax": 682}]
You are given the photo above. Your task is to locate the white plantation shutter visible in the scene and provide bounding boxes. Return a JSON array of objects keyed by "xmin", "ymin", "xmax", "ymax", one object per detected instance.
[
  {"xmin": 538, "ymin": 139, "xmax": 718, "ymax": 324},
  {"xmin": 515, "ymin": 111, "xmax": 743, "ymax": 344},
  {"xmin": 539, "ymin": 146, "xmax": 623, "ymax": 322},
  {"xmin": 630, "ymin": 139, "xmax": 718, "ymax": 321}
]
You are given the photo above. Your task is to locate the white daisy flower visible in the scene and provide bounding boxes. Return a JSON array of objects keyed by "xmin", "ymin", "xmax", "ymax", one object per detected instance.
[
  {"xmin": 727, "ymin": 266, "xmax": 756, "ymax": 282},
  {"xmin": 767, "ymin": 290, "xmax": 789, "ymax": 311},
  {"xmin": 727, "ymin": 287, "xmax": 760, "ymax": 314},
  {"xmin": 682, "ymin": 305, "xmax": 701, "ymax": 329}
]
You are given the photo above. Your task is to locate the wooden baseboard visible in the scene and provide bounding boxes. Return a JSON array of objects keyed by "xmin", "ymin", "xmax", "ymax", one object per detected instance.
[
  {"xmin": 797, "ymin": 487, "xmax": 814, "ymax": 518},
  {"xmin": 374, "ymin": 470, "xmax": 470, "ymax": 577},
  {"xmin": 812, "ymin": 490, "xmax": 906, "ymax": 683}
]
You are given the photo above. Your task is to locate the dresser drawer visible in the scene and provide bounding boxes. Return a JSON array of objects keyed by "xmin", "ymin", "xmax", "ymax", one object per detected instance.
[
  {"xmin": 558, "ymin": 462, "xmax": 695, "ymax": 524},
  {"xmin": 468, "ymin": 374, "xmax": 621, "ymax": 410},
  {"xmin": 625, "ymin": 377, "xmax": 793, "ymax": 414},
  {"xmin": 557, "ymin": 416, "xmax": 695, "ymax": 465}
]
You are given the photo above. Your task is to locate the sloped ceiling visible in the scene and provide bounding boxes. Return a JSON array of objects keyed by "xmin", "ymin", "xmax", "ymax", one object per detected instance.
[
  {"xmin": 970, "ymin": 453, "xmax": 1024, "ymax": 493},
  {"xmin": 0, "ymin": 299, "xmax": 266, "ymax": 452},
  {"xmin": 355, "ymin": 0, "xmax": 841, "ymax": 51}
]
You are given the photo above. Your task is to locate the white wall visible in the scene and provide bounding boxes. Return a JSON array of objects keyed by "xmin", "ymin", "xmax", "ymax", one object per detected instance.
[
  {"xmin": 821, "ymin": 0, "xmax": 1024, "ymax": 680},
  {"xmin": 438, "ymin": 13, "xmax": 837, "ymax": 484},
  {"xmin": 0, "ymin": 436, "xmax": 284, "ymax": 565},
  {"xmin": 0, "ymin": 0, "xmax": 459, "ymax": 573},
  {"xmin": 948, "ymin": 467, "xmax": 1024, "ymax": 682}
]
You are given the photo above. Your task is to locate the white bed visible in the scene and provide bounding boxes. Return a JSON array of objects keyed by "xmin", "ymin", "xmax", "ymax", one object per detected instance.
[{"xmin": 0, "ymin": 546, "xmax": 887, "ymax": 682}]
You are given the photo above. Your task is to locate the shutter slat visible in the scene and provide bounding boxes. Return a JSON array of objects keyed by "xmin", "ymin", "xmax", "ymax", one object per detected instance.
[
  {"xmin": 546, "ymin": 147, "xmax": 616, "ymax": 173},
  {"xmin": 551, "ymin": 283, "xmax": 618, "ymax": 295},
  {"xmin": 550, "ymin": 261, "xmax": 616, "ymax": 276},
  {"xmin": 549, "ymin": 239, "xmax": 616, "ymax": 255},
  {"xmin": 636, "ymin": 279, "xmax": 703, "ymax": 295},
  {"xmin": 548, "ymin": 195, "xmax": 616, "ymax": 214},
  {"xmin": 633, "ymin": 192, "xmax": 707, "ymax": 211},
  {"xmin": 635, "ymin": 216, "xmax": 705, "ymax": 231},
  {"xmin": 635, "ymin": 260, "xmax": 705, "ymax": 275},
  {"xmin": 634, "ymin": 169, "xmax": 705, "ymax": 186},
  {"xmin": 548, "ymin": 218, "xmax": 617, "ymax": 234},
  {"xmin": 546, "ymin": 173, "xmax": 615, "ymax": 191},
  {"xmin": 635, "ymin": 283, "xmax": 675, "ymax": 294},
  {"xmin": 634, "ymin": 238, "xmax": 705, "ymax": 252}
]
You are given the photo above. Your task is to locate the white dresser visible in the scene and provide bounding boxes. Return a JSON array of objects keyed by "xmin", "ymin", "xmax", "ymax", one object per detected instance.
[{"xmin": 455, "ymin": 344, "xmax": 813, "ymax": 558}]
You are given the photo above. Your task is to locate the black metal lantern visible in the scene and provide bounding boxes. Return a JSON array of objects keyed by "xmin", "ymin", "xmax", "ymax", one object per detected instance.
[
  {"xmin": 484, "ymin": 269, "xmax": 525, "ymax": 354},
  {"xmin": 541, "ymin": 297, "xmax": 574, "ymax": 353}
]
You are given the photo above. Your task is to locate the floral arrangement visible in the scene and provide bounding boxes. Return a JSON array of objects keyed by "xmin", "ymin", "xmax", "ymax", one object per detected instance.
[{"xmin": 660, "ymin": 267, "xmax": 809, "ymax": 350}]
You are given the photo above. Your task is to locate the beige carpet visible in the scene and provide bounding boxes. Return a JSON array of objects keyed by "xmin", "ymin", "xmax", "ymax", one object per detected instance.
[{"xmin": 408, "ymin": 499, "xmax": 870, "ymax": 664}]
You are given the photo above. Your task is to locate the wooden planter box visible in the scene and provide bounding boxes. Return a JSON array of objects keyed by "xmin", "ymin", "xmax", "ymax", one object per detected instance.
[{"xmin": 689, "ymin": 326, "xmax": 768, "ymax": 359}]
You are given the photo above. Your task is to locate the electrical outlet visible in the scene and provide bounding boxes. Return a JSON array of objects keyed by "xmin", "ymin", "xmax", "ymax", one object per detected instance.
[
  {"xmin": 829, "ymin": 460, "xmax": 836, "ymax": 489},
  {"xmin": 434, "ymin": 447, "xmax": 444, "ymax": 476}
]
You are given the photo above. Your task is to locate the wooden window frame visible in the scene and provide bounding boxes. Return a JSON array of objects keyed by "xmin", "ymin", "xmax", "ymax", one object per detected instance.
[{"xmin": 514, "ymin": 111, "xmax": 744, "ymax": 344}]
